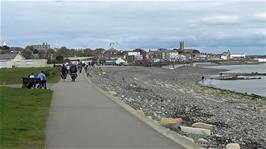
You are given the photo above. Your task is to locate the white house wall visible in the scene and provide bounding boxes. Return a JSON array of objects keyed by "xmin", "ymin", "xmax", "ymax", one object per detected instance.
[
  {"xmin": 14, "ymin": 59, "xmax": 48, "ymax": 68},
  {"xmin": 0, "ymin": 60, "xmax": 14, "ymax": 68},
  {"xmin": 128, "ymin": 52, "xmax": 141, "ymax": 56}
]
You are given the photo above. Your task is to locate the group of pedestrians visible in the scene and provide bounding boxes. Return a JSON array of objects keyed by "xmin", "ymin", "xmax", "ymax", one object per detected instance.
[
  {"xmin": 60, "ymin": 60, "xmax": 83, "ymax": 81},
  {"xmin": 26, "ymin": 71, "xmax": 47, "ymax": 89}
]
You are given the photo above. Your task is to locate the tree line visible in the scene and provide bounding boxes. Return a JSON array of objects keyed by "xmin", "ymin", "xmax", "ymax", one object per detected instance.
[{"xmin": 0, "ymin": 45, "xmax": 106, "ymax": 64}]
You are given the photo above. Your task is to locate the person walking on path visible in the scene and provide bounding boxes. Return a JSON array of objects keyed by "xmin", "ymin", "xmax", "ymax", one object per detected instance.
[
  {"xmin": 37, "ymin": 71, "xmax": 47, "ymax": 89},
  {"xmin": 61, "ymin": 64, "xmax": 68, "ymax": 80},
  {"xmin": 77, "ymin": 59, "xmax": 82, "ymax": 73},
  {"xmin": 69, "ymin": 63, "xmax": 78, "ymax": 81}
]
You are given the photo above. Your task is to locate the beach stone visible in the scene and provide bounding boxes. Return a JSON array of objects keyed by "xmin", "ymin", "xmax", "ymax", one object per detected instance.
[
  {"xmin": 108, "ymin": 91, "xmax": 117, "ymax": 96},
  {"xmin": 160, "ymin": 118, "xmax": 183, "ymax": 128},
  {"xmin": 198, "ymin": 138, "xmax": 208, "ymax": 143},
  {"xmin": 136, "ymin": 110, "xmax": 145, "ymax": 116},
  {"xmin": 257, "ymin": 106, "xmax": 266, "ymax": 112},
  {"xmin": 225, "ymin": 143, "xmax": 240, "ymax": 149},
  {"xmin": 180, "ymin": 126, "xmax": 211, "ymax": 135},
  {"xmin": 147, "ymin": 116, "xmax": 153, "ymax": 119},
  {"xmin": 192, "ymin": 122, "xmax": 216, "ymax": 131},
  {"xmin": 197, "ymin": 138, "xmax": 209, "ymax": 147}
]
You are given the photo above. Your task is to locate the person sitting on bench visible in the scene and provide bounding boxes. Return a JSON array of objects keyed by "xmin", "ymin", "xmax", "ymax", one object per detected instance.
[
  {"xmin": 28, "ymin": 73, "xmax": 35, "ymax": 79},
  {"xmin": 37, "ymin": 71, "xmax": 47, "ymax": 89},
  {"xmin": 26, "ymin": 73, "xmax": 36, "ymax": 88}
]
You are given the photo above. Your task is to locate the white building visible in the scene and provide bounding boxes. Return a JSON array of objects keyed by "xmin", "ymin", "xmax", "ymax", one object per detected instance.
[
  {"xmin": 127, "ymin": 51, "xmax": 141, "ymax": 56},
  {"xmin": 169, "ymin": 51, "xmax": 179, "ymax": 60},
  {"xmin": 115, "ymin": 58, "xmax": 127, "ymax": 65},
  {"xmin": 221, "ymin": 55, "xmax": 228, "ymax": 60},
  {"xmin": 256, "ymin": 58, "xmax": 266, "ymax": 62},
  {"xmin": 0, "ymin": 53, "xmax": 48, "ymax": 68},
  {"xmin": 127, "ymin": 51, "xmax": 143, "ymax": 60},
  {"xmin": 65, "ymin": 56, "xmax": 94, "ymax": 64},
  {"xmin": 230, "ymin": 53, "xmax": 246, "ymax": 59}
]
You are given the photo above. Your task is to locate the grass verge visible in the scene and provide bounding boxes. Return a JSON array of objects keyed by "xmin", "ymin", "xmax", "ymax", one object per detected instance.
[
  {"xmin": 0, "ymin": 87, "xmax": 53, "ymax": 149},
  {"xmin": 0, "ymin": 67, "xmax": 60, "ymax": 85}
]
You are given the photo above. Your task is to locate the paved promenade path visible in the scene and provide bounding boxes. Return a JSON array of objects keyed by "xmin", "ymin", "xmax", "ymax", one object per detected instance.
[{"xmin": 45, "ymin": 72, "xmax": 184, "ymax": 148}]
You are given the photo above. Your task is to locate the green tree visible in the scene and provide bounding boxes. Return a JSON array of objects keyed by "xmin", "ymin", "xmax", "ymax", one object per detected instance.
[
  {"xmin": 55, "ymin": 55, "xmax": 64, "ymax": 63},
  {"xmin": 38, "ymin": 50, "xmax": 47, "ymax": 59},
  {"xmin": 46, "ymin": 48, "xmax": 55, "ymax": 61},
  {"xmin": 33, "ymin": 49, "xmax": 39, "ymax": 54},
  {"xmin": 56, "ymin": 47, "xmax": 69, "ymax": 57},
  {"xmin": 75, "ymin": 50, "xmax": 84, "ymax": 57},
  {"xmin": 69, "ymin": 49, "xmax": 75, "ymax": 57},
  {"xmin": 22, "ymin": 50, "xmax": 32, "ymax": 59},
  {"xmin": 83, "ymin": 48, "xmax": 93, "ymax": 56},
  {"xmin": 94, "ymin": 48, "xmax": 105, "ymax": 56},
  {"xmin": 25, "ymin": 45, "xmax": 34, "ymax": 51},
  {"xmin": 0, "ymin": 46, "xmax": 10, "ymax": 54}
]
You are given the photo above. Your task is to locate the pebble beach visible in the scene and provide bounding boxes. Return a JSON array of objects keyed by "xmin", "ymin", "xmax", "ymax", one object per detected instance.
[{"xmin": 89, "ymin": 66, "xmax": 266, "ymax": 149}]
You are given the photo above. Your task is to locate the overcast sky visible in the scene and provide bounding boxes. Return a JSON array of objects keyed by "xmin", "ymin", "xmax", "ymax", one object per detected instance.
[{"xmin": 1, "ymin": 0, "xmax": 265, "ymax": 54}]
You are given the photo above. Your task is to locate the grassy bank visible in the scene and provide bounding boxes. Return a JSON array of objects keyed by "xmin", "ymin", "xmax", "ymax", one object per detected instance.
[
  {"xmin": 0, "ymin": 87, "xmax": 53, "ymax": 148},
  {"xmin": 0, "ymin": 67, "xmax": 60, "ymax": 85}
]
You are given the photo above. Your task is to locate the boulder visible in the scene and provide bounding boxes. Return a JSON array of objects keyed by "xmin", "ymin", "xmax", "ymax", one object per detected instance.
[
  {"xmin": 160, "ymin": 118, "xmax": 182, "ymax": 128},
  {"xmin": 197, "ymin": 138, "xmax": 209, "ymax": 147},
  {"xmin": 225, "ymin": 143, "xmax": 240, "ymax": 149},
  {"xmin": 192, "ymin": 122, "xmax": 216, "ymax": 131},
  {"xmin": 198, "ymin": 138, "xmax": 208, "ymax": 144},
  {"xmin": 180, "ymin": 126, "xmax": 211, "ymax": 135}
]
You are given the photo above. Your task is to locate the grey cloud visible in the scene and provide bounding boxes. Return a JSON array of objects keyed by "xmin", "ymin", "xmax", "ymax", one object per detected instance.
[{"xmin": 1, "ymin": 1, "xmax": 265, "ymax": 54}]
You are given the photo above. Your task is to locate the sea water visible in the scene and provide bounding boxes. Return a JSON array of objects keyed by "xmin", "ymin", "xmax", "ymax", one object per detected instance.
[{"xmin": 203, "ymin": 63, "xmax": 266, "ymax": 97}]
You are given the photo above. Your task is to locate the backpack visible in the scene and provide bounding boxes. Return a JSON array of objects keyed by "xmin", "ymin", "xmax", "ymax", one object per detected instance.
[{"xmin": 70, "ymin": 65, "xmax": 77, "ymax": 73}]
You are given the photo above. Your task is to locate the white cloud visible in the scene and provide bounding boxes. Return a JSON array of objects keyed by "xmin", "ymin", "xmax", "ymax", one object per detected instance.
[
  {"xmin": 194, "ymin": 15, "xmax": 241, "ymax": 25},
  {"xmin": 253, "ymin": 12, "xmax": 266, "ymax": 21}
]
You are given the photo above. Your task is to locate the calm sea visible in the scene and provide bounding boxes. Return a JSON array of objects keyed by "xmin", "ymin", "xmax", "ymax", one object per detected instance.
[{"xmin": 203, "ymin": 63, "xmax": 266, "ymax": 97}]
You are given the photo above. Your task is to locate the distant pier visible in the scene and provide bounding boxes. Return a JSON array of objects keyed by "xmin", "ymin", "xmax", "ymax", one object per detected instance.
[{"xmin": 208, "ymin": 72, "xmax": 265, "ymax": 80}]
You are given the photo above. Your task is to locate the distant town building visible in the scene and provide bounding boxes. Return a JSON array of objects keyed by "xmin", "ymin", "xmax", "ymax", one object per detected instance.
[
  {"xmin": 256, "ymin": 58, "xmax": 266, "ymax": 62},
  {"xmin": 220, "ymin": 50, "xmax": 245, "ymax": 60},
  {"xmin": 31, "ymin": 42, "xmax": 50, "ymax": 51},
  {"xmin": 230, "ymin": 53, "xmax": 246, "ymax": 59},
  {"xmin": 128, "ymin": 51, "xmax": 141, "ymax": 57},
  {"xmin": 179, "ymin": 41, "xmax": 184, "ymax": 51},
  {"xmin": 65, "ymin": 56, "xmax": 94, "ymax": 64},
  {"xmin": 192, "ymin": 50, "xmax": 207, "ymax": 60},
  {"xmin": 208, "ymin": 53, "xmax": 222, "ymax": 61},
  {"xmin": 221, "ymin": 50, "xmax": 231, "ymax": 60},
  {"xmin": 169, "ymin": 51, "xmax": 179, "ymax": 60},
  {"xmin": 103, "ymin": 48, "xmax": 119, "ymax": 59}
]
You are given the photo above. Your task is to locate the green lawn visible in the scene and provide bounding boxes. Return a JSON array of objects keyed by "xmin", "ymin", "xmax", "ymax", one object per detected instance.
[
  {"xmin": 0, "ymin": 67, "xmax": 60, "ymax": 85},
  {"xmin": 0, "ymin": 87, "xmax": 53, "ymax": 149}
]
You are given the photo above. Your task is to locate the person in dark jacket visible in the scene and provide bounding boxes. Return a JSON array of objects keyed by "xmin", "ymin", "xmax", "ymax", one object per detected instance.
[
  {"xmin": 61, "ymin": 64, "xmax": 68, "ymax": 80},
  {"xmin": 69, "ymin": 63, "xmax": 78, "ymax": 81}
]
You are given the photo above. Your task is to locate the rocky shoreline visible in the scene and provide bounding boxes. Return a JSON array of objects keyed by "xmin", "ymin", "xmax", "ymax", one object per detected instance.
[{"xmin": 88, "ymin": 66, "xmax": 266, "ymax": 149}]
